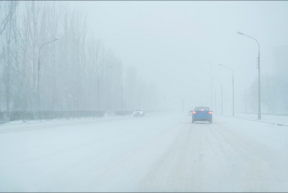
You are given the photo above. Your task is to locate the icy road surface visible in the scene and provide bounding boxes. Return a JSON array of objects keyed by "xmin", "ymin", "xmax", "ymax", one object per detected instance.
[{"xmin": 1, "ymin": 112, "xmax": 288, "ymax": 192}]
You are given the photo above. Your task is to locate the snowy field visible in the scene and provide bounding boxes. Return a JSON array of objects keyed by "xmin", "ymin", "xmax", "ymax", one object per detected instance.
[{"xmin": 1, "ymin": 112, "xmax": 288, "ymax": 192}]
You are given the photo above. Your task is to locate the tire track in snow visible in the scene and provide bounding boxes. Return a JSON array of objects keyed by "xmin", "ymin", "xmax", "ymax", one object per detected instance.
[
  {"xmin": 211, "ymin": 122, "xmax": 276, "ymax": 191},
  {"xmin": 138, "ymin": 122, "xmax": 208, "ymax": 191}
]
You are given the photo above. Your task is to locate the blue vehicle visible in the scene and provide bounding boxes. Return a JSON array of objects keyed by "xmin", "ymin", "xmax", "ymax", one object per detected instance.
[{"xmin": 192, "ymin": 107, "xmax": 213, "ymax": 124}]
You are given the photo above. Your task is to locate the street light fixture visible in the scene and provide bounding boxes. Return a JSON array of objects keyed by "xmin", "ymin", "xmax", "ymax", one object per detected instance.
[
  {"xmin": 219, "ymin": 64, "xmax": 234, "ymax": 116},
  {"xmin": 97, "ymin": 66, "xmax": 113, "ymax": 110},
  {"xmin": 237, "ymin": 31, "xmax": 261, "ymax": 119},
  {"xmin": 212, "ymin": 78, "xmax": 223, "ymax": 115},
  {"xmin": 38, "ymin": 38, "xmax": 60, "ymax": 116}
]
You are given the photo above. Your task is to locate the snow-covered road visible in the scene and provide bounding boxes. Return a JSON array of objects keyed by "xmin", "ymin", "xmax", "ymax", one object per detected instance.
[{"xmin": 1, "ymin": 112, "xmax": 288, "ymax": 192}]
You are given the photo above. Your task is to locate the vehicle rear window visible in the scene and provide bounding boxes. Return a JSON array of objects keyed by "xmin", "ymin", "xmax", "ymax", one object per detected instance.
[{"xmin": 194, "ymin": 107, "xmax": 210, "ymax": 111}]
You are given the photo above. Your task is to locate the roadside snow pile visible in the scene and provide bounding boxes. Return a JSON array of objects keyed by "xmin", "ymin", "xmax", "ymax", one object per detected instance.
[{"xmin": 232, "ymin": 113, "xmax": 288, "ymax": 126}]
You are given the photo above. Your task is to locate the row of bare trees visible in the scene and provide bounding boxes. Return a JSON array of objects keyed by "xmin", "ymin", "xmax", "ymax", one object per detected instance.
[{"xmin": 0, "ymin": 1, "xmax": 157, "ymax": 120}]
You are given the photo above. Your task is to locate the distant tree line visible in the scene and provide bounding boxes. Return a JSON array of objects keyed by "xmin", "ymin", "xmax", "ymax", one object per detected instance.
[{"xmin": 0, "ymin": 1, "xmax": 158, "ymax": 121}]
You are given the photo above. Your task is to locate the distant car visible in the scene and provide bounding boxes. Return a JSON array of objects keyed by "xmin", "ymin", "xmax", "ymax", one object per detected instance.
[
  {"xmin": 133, "ymin": 110, "xmax": 145, "ymax": 117},
  {"xmin": 192, "ymin": 107, "xmax": 213, "ymax": 123}
]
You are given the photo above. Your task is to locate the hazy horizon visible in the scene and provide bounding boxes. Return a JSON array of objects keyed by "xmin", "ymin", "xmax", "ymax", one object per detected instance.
[{"xmin": 68, "ymin": 1, "xmax": 288, "ymax": 112}]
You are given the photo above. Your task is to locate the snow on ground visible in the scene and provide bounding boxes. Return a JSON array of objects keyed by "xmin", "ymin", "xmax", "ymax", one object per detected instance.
[
  {"xmin": 233, "ymin": 113, "xmax": 288, "ymax": 126},
  {"xmin": 1, "ymin": 112, "xmax": 288, "ymax": 192}
]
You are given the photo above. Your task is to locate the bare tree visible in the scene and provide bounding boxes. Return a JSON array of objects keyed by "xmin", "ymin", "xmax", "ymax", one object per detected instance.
[
  {"xmin": 0, "ymin": 1, "xmax": 158, "ymax": 122},
  {"xmin": 0, "ymin": 1, "xmax": 18, "ymax": 36}
]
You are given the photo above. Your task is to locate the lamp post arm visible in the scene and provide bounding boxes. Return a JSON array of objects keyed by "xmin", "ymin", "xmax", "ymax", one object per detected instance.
[
  {"xmin": 219, "ymin": 64, "xmax": 234, "ymax": 79},
  {"xmin": 37, "ymin": 38, "xmax": 59, "ymax": 116},
  {"xmin": 225, "ymin": 66, "xmax": 233, "ymax": 78},
  {"xmin": 38, "ymin": 38, "xmax": 60, "ymax": 69},
  {"xmin": 121, "ymin": 77, "xmax": 130, "ymax": 83},
  {"xmin": 242, "ymin": 34, "xmax": 260, "ymax": 51},
  {"xmin": 212, "ymin": 78, "xmax": 222, "ymax": 88},
  {"xmin": 97, "ymin": 66, "xmax": 112, "ymax": 75},
  {"xmin": 39, "ymin": 38, "xmax": 59, "ymax": 53},
  {"xmin": 242, "ymin": 33, "xmax": 260, "ymax": 70}
]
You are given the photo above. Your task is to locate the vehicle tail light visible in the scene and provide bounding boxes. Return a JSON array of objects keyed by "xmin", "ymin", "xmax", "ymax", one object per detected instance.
[
  {"xmin": 208, "ymin": 111, "xmax": 213, "ymax": 114},
  {"xmin": 193, "ymin": 111, "xmax": 197, "ymax": 114}
]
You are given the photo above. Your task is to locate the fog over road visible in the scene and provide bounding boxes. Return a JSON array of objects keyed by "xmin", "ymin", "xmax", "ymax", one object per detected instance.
[{"xmin": 1, "ymin": 112, "xmax": 288, "ymax": 192}]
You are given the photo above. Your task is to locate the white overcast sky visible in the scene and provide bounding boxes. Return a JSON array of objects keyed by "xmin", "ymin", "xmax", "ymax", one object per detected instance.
[{"xmin": 67, "ymin": 1, "xmax": 288, "ymax": 111}]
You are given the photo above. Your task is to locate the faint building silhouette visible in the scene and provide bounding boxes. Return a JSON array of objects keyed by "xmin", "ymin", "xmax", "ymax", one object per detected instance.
[{"xmin": 273, "ymin": 44, "xmax": 288, "ymax": 80}]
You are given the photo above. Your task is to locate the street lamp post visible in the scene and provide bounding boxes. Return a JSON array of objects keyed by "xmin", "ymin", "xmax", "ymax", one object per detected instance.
[
  {"xmin": 219, "ymin": 64, "xmax": 234, "ymax": 116},
  {"xmin": 38, "ymin": 38, "xmax": 60, "ymax": 117},
  {"xmin": 138, "ymin": 81, "xmax": 141, "ymax": 109},
  {"xmin": 212, "ymin": 78, "xmax": 223, "ymax": 115},
  {"xmin": 237, "ymin": 31, "xmax": 261, "ymax": 119},
  {"xmin": 68, "ymin": 94, "xmax": 72, "ymax": 119},
  {"xmin": 121, "ymin": 77, "xmax": 130, "ymax": 112},
  {"xmin": 97, "ymin": 66, "xmax": 112, "ymax": 111},
  {"xmin": 214, "ymin": 90, "xmax": 217, "ymax": 113}
]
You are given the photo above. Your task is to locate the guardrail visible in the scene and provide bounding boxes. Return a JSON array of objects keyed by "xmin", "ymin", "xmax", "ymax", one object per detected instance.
[
  {"xmin": 114, "ymin": 111, "xmax": 133, "ymax": 116},
  {"xmin": 0, "ymin": 111, "xmax": 106, "ymax": 122}
]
